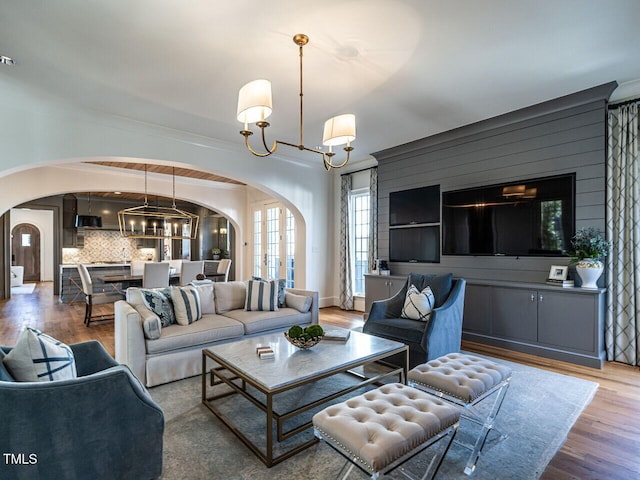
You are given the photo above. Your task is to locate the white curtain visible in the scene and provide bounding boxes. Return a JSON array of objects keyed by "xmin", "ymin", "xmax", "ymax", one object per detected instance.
[
  {"xmin": 606, "ymin": 101, "xmax": 640, "ymax": 365},
  {"xmin": 339, "ymin": 174, "xmax": 353, "ymax": 310}
]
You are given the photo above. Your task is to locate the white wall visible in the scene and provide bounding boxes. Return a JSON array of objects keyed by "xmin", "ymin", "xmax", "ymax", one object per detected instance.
[
  {"xmin": 0, "ymin": 80, "xmax": 335, "ymax": 295},
  {"xmin": 10, "ymin": 208, "xmax": 55, "ymax": 281}
]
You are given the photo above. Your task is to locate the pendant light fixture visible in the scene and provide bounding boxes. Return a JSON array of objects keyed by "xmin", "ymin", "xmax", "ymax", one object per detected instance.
[
  {"xmin": 117, "ymin": 166, "xmax": 199, "ymax": 239},
  {"xmin": 237, "ymin": 34, "xmax": 356, "ymax": 171}
]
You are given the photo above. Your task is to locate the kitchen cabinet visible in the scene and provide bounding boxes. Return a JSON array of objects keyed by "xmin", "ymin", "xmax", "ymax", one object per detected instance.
[{"xmin": 463, "ymin": 280, "xmax": 605, "ymax": 367}]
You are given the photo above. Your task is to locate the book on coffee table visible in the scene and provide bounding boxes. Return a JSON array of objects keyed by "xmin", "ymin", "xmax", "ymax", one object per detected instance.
[{"xmin": 322, "ymin": 329, "xmax": 351, "ymax": 342}]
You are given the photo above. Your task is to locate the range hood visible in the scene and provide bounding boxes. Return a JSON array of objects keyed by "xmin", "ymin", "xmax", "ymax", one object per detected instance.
[{"xmin": 75, "ymin": 215, "xmax": 103, "ymax": 228}]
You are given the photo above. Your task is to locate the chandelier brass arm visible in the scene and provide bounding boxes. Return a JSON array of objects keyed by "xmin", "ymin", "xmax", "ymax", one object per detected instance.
[{"xmin": 237, "ymin": 34, "xmax": 356, "ymax": 171}]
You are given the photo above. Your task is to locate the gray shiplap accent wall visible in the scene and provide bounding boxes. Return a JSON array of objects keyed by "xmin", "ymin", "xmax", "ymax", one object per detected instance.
[{"xmin": 374, "ymin": 82, "xmax": 617, "ymax": 284}]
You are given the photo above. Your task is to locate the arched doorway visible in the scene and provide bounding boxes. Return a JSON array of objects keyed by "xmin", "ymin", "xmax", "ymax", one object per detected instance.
[{"xmin": 11, "ymin": 223, "xmax": 41, "ymax": 282}]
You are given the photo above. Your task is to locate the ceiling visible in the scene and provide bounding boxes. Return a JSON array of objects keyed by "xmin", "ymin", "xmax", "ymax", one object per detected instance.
[{"xmin": 2, "ymin": 1, "xmax": 640, "ymax": 168}]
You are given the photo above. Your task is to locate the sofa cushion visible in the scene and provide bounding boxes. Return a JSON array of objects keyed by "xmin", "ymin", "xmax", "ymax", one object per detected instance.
[
  {"xmin": 3, "ymin": 328, "xmax": 77, "ymax": 382},
  {"xmin": 246, "ymin": 279, "xmax": 278, "ymax": 312},
  {"xmin": 140, "ymin": 288, "xmax": 175, "ymax": 327},
  {"xmin": 214, "ymin": 281, "xmax": 247, "ymax": 313},
  {"xmin": 285, "ymin": 292, "xmax": 312, "ymax": 313},
  {"xmin": 401, "ymin": 285, "xmax": 435, "ymax": 321},
  {"xmin": 223, "ymin": 308, "xmax": 311, "ymax": 335},
  {"xmin": 408, "ymin": 273, "xmax": 453, "ymax": 307},
  {"xmin": 145, "ymin": 314, "xmax": 244, "ymax": 355},
  {"xmin": 190, "ymin": 281, "xmax": 215, "ymax": 314},
  {"xmin": 170, "ymin": 286, "xmax": 202, "ymax": 325},
  {"xmin": 363, "ymin": 316, "xmax": 427, "ymax": 346}
]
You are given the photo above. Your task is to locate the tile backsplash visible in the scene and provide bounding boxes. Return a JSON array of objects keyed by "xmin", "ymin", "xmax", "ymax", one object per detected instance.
[{"xmin": 62, "ymin": 230, "xmax": 156, "ymax": 264}]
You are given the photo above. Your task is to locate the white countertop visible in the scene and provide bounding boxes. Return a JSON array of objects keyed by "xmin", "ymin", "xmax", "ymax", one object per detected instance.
[{"xmin": 60, "ymin": 263, "xmax": 130, "ymax": 269}]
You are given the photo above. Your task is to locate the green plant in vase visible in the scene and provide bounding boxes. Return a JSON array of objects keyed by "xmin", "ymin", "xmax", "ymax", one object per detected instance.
[
  {"xmin": 212, "ymin": 248, "xmax": 221, "ymax": 259},
  {"xmin": 568, "ymin": 227, "xmax": 611, "ymax": 289},
  {"xmin": 568, "ymin": 227, "xmax": 611, "ymax": 267}
]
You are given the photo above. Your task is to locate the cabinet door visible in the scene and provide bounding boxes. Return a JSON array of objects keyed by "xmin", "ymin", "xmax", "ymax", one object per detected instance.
[
  {"xmin": 463, "ymin": 284, "xmax": 491, "ymax": 334},
  {"xmin": 537, "ymin": 291, "xmax": 597, "ymax": 354},
  {"xmin": 364, "ymin": 276, "xmax": 404, "ymax": 313},
  {"xmin": 491, "ymin": 287, "xmax": 538, "ymax": 341}
]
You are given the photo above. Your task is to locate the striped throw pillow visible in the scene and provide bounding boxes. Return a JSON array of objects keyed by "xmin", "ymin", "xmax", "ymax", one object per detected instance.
[
  {"xmin": 245, "ymin": 279, "xmax": 279, "ymax": 312},
  {"xmin": 401, "ymin": 284, "xmax": 435, "ymax": 321},
  {"xmin": 170, "ymin": 286, "xmax": 202, "ymax": 325}
]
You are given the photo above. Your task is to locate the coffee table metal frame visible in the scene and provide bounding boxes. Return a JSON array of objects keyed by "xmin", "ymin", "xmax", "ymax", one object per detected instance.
[{"xmin": 201, "ymin": 331, "xmax": 409, "ymax": 467}]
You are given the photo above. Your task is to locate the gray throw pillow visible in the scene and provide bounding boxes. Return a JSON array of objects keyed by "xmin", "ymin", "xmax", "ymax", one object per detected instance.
[{"xmin": 285, "ymin": 292, "xmax": 312, "ymax": 313}]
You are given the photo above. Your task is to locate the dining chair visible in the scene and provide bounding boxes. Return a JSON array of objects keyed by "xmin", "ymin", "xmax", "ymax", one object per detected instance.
[
  {"xmin": 180, "ymin": 260, "xmax": 204, "ymax": 285},
  {"xmin": 216, "ymin": 259, "xmax": 232, "ymax": 282},
  {"xmin": 143, "ymin": 262, "xmax": 170, "ymax": 288},
  {"xmin": 77, "ymin": 264, "xmax": 124, "ymax": 326},
  {"xmin": 130, "ymin": 260, "xmax": 147, "ymax": 276}
]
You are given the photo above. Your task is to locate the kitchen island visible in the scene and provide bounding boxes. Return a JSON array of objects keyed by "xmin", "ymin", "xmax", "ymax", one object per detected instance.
[{"xmin": 59, "ymin": 263, "xmax": 131, "ymax": 303}]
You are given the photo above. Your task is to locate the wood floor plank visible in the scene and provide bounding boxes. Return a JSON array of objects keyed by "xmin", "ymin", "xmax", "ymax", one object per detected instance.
[{"xmin": 1, "ymin": 283, "xmax": 639, "ymax": 478}]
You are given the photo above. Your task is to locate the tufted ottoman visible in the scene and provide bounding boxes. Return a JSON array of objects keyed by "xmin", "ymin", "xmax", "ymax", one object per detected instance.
[
  {"xmin": 313, "ymin": 383, "xmax": 459, "ymax": 480},
  {"xmin": 408, "ymin": 352, "xmax": 512, "ymax": 475}
]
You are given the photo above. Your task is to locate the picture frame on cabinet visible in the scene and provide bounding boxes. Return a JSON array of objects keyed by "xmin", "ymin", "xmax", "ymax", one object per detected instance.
[{"xmin": 548, "ymin": 265, "xmax": 568, "ymax": 281}]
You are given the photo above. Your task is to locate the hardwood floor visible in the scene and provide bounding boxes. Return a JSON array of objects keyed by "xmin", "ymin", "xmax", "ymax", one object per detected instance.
[{"xmin": 2, "ymin": 282, "xmax": 639, "ymax": 479}]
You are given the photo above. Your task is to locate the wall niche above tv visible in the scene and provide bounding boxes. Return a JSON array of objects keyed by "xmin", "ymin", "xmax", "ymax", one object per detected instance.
[{"xmin": 442, "ymin": 174, "xmax": 575, "ymax": 257}]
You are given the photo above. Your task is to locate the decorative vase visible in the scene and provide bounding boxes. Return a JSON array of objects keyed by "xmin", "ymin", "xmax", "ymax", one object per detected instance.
[{"xmin": 576, "ymin": 259, "xmax": 603, "ymax": 289}]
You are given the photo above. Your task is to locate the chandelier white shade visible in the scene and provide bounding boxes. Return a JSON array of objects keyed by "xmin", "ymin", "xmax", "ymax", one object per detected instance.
[
  {"xmin": 323, "ymin": 114, "xmax": 356, "ymax": 147},
  {"xmin": 237, "ymin": 79, "xmax": 273, "ymax": 126},
  {"xmin": 237, "ymin": 33, "xmax": 356, "ymax": 171}
]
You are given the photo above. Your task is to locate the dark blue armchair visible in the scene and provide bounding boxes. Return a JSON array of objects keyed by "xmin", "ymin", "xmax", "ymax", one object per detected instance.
[
  {"xmin": 0, "ymin": 340, "xmax": 164, "ymax": 480},
  {"xmin": 363, "ymin": 273, "xmax": 466, "ymax": 368}
]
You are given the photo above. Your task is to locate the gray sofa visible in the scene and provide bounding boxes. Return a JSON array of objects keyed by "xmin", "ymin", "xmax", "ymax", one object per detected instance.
[
  {"xmin": 363, "ymin": 273, "xmax": 466, "ymax": 368},
  {"xmin": 0, "ymin": 340, "xmax": 164, "ymax": 480},
  {"xmin": 115, "ymin": 281, "xmax": 319, "ymax": 387}
]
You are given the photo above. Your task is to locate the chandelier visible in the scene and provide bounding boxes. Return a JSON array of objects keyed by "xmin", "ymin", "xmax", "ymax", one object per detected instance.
[
  {"xmin": 236, "ymin": 33, "xmax": 356, "ymax": 171},
  {"xmin": 118, "ymin": 166, "xmax": 199, "ymax": 240}
]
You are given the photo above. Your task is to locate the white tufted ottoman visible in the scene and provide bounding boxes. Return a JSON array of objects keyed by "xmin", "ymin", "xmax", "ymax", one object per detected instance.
[
  {"xmin": 313, "ymin": 383, "xmax": 460, "ymax": 480},
  {"xmin": 408, "ymin": 353, "xmax": 512, "ymax": 475}
]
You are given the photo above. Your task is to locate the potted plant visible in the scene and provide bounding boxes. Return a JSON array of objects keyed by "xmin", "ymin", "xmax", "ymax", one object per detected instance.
[
  {"xmin": 568, "ymin": 227, "xmax": 611, "ymax": 288},
  {"xmin": 211, "ymin": 248, "xmax": 221, "ymax": 260}
]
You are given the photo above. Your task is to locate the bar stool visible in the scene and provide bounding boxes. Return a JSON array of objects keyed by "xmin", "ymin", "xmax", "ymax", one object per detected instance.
[
  {"xmin": 313, "ymin": 383, "xmax": 459, "ymax": 480},
  {"xmin": 408, "ymin": 353, "xmax": 512, "ymax": 475}
]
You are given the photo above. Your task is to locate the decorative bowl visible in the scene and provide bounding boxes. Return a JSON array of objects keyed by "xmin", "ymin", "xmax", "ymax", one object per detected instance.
[{"xmin": 284, "ymin": 332, "xmax": 323, "ymax": 349}]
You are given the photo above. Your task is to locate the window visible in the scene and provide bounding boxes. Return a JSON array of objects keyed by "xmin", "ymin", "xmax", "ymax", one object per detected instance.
[
  {"xmin": 350, "ymin": 190, "xmax": 370, "ymax": 295},
  {"xmin": 21, "ymin": 234, "xmax": 31, "ymax": 247},
  {"xmin": 252, "ymin": 202, "xmax": 296, "ymax": 287}
]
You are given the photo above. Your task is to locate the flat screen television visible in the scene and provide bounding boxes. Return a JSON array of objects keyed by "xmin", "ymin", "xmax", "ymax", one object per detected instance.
[
  {"xmin": 389, "ymin": 185, "xmax": 440, "ymax": 226},
  {"xmin": 442, "ymin": 174, "xmax": 575, "ymax": 257},
  {"xmin": 390, "ymin": 225, "xmax": 440, "ymax": 263}
]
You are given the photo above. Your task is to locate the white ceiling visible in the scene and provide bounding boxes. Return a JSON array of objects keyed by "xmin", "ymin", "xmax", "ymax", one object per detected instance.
[{"xmin": 2, "ymin": 0, "xmax": 640, "ymax": 167}]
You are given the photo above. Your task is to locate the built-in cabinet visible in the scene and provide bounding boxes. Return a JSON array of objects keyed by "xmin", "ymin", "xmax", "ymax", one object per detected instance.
[
  {"xmin": 463, "ymin": 280, "xmax": 605, "ymax": 367},
  {"xmin": 364, "ymin": 274, "xmax": 407, "ymax": 315}
]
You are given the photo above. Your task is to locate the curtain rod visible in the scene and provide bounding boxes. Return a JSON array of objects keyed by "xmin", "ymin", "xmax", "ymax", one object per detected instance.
[
  {"xmin": 608, "ymin": 97, "xmax": 640, "ymax": 109},
  {"xmin": 340, "ymin": 166, "xmax": 377, "ymax": 177}
]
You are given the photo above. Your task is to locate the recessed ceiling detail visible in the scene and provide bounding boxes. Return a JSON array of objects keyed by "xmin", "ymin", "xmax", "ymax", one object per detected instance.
[{"xmin": 86, "ymin": 162, "xmax": 245, "ymax": 185}]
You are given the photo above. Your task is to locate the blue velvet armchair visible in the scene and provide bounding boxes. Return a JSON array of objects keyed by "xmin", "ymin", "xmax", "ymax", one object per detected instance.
[
  {"xmin": 0, "ymin": 340, "xmax": 164, "ymax": 480},
  {"xmin": 363, "ymin": 273, "xmax": 466, "ymax": 368}
]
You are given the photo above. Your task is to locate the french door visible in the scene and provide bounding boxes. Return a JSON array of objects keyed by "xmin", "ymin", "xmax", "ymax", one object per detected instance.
[{"xmin": 252, "ymin": 202, "xmax": 295, "ymax": 287}]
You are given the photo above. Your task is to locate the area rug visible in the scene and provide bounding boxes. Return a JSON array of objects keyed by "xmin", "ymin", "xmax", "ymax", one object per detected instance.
[
  {"xmin": 10, "ymin": 283, "xmax": 36, "ymax": 295},
  {"xmin": 149, "ymin": 356, "xmax": 597, "ymax": 480}
]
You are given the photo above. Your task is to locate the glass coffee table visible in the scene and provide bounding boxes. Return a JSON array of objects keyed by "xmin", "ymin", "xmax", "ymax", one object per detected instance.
[{"xmin": 201, "ymin": 327, "xmax": 408, "ymax": 467}]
